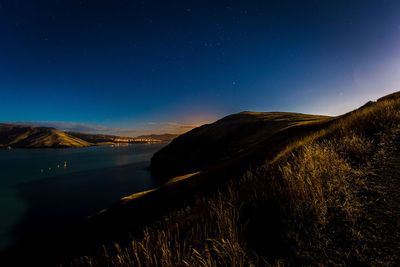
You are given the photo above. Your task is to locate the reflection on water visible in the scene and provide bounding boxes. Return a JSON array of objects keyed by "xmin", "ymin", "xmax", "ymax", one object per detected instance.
[{"xmin": 0, "ymin": 143, "xmax": 165, "ymax": 251}]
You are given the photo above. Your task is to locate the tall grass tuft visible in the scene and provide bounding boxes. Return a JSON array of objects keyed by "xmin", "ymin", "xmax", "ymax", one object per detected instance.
[{"xmin": 70, "ymin": 190, "xmax": 258, "ymax": 267}]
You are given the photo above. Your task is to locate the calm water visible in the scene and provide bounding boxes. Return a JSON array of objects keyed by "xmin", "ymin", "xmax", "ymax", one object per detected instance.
[{"xmin": 0, "ymin": 143, "xmax": 166, "ymax": 251}]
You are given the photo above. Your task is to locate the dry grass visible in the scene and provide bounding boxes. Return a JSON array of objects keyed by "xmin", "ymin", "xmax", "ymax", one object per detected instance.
[
  {"xmin": 66, "ymin": 97, "xmax": 400, "ymax": 266},
  {"xmin": 239, "ymin": 98, "xmax": 400, "ymax": 265},
  {"xmin": 70, "ymin": 190, "xmax": 258, "ymax": 267}
]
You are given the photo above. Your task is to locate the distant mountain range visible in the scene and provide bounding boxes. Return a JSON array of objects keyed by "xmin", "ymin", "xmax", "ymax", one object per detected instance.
[{"xmin": 0, "ymin": 124, "xmax": 179, "ymax": 148}]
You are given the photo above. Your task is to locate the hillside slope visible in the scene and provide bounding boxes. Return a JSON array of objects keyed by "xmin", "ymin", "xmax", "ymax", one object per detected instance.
[
  {"xmin": 80, "ymin": 92, "xmax": 400, "ymax": 266},
  {"xmin": 150, "ymin": 112, "xmax": 330, "ymax": 179},
  {"xmin": 0, "ymin": 124, "xmax": 92, "ymax": 148}
]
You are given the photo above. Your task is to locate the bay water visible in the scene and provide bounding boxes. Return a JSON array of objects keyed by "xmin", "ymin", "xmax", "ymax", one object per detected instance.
[{"xmin": 0, "ymin": 143, "xmax": 165, "ymax": 251}]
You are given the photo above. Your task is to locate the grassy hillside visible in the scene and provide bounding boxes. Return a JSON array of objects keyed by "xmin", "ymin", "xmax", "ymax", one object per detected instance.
[
  {"xmin": 150, "ymin": 112, "xmax": 330, "ymax": 179},
  {"xmin": 0, "ymin": 124, "xmax": 92, "ymax": 148},
  {"xmin": 2, "ymin": 93, "xmax": 399, "ymax": 266},
  {"xmin": 74, "ymin": 93, "xmax": 399, "ymax": 266}
]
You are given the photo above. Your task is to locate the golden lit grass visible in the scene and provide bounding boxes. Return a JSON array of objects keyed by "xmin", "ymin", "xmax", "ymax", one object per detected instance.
[
  {"xmin": 238, "ymin": 98, "xmax": 400, "ymax": 265},
  {"xmin": 38, "ymin": 130, "xmax": 92, "ymax": 147},
  {"xmin": 67, "ymin": 97, "xmax": 400, "ymax": 266},
  {"xmin": 240, "ymin": 112, "xmax": 331, "ymax": 132},
  {"xmin": 71, "ymin": 190, "xmax": 257, "ymax": 267},
  {"xmin": 165, "ymin": 172, "xmax": 201, "ymax": 185},
  {"xmin": 120, "ymin": 189, "xmax": 158, "ymax": 202},
  {"xmin": 0, "ymin": 124, "xmax": 92, "ymax": 148}
]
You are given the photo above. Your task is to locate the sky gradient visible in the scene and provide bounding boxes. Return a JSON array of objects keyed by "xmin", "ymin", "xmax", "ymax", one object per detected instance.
[{"xmin": 1, "ymin": 0, "xmax": 400, "ymax": 135}]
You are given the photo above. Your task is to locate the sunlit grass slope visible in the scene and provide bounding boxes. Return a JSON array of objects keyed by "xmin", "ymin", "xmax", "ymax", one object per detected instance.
[
  {"xmin": 70, "ymin": 93, "xmax": 400, "ymax": 266},
  {"xmin": 0, "ymin": 124, "xmax": 92, "ymax": 148}
]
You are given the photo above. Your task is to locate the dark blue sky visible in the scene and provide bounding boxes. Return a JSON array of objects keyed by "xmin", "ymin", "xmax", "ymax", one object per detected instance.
[{"xmin": 1, "ymin": 0, "xmax": 400, "ymax": 134}]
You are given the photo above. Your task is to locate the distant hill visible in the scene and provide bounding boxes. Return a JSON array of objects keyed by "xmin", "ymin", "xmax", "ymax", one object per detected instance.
[
  {"xmin": 0, "ymin": 124, "xmax": 92, "ymax": 148},
  {"xmin": 0, "ymin": 124, "xmax": 171, "ymax": 149},
  {"xmin": 67, "ymin": 132, "xmax": 177, "ymax": 143},
  {"xmin": 150, "ymin": 111, "xmax": 330, "ymax": 179},
  {"xmin": 135, "ymin": 133, "xmax": 179, "ymax": 142},
  {"xmin": 67, "ymin": 132, "xmax": 136, "ymax": 144}
]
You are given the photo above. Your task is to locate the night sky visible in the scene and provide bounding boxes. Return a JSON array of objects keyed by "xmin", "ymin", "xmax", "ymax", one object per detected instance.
[{"xmin": 1, "ymin": 1, "xmax": 400, "ymax": 134}]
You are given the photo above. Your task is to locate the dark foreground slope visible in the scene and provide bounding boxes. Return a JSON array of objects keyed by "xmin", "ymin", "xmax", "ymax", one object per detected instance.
[
  {"xmin": 2, "ymin": 92, "xmax": 400, "ymax": 266},
  {"xmin": 79, "ymin": 93, "xmax": 399, "ymax": 266},
  {"xmin": 0, "ymin": 124, "xmax": 92, "ymax": 148}
]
